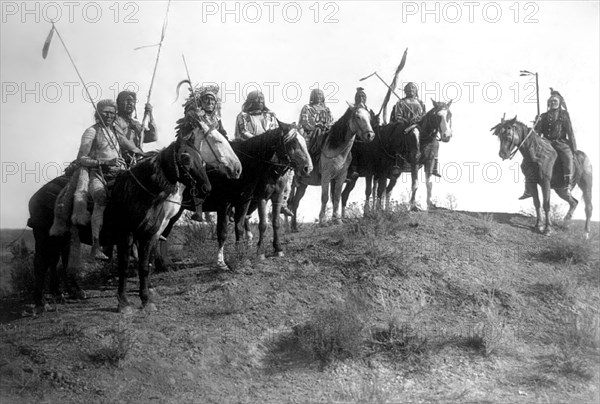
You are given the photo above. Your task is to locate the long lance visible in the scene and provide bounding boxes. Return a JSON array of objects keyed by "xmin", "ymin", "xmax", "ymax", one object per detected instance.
[
  {"xmin": 136, "ymin": 0, "xmax": 172, "ymax": 141},
  {"xmin": 379, "ymin": 48, "xmax": 408, "ymax": 124},
  {"xmin": 42, "ymin": 22, "xmax": 120, "ymax": 157},
  {"xmin": 519, "ymin": 70, "xmax": 540, "ymax": 119}
]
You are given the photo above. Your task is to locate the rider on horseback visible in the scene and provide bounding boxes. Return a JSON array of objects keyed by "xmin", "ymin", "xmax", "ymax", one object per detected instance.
[
  {"xmin": 235, "ymin": 91, "xmax": 294, "ymax": 217},
  {"xmin": 390, "ymin": 82, "xmax": 441, "ymax": 177},
  {"xmin": 77, "ymin": 99, "xmax": 143, "ymax": 259},
  {"xmin": 347, "ymin": 87, "xmax": 376, "ymax": 181},
  {"xmin": 519, "ymin": 89, "xmax": 577, "ymax": 199},
  {"xmin": 299, "ymin": 88, "xmax": 334, "ymax": 158},
  {"xmin": 114, "ymin": 91, "xmax": 157, "ymax": 165}
]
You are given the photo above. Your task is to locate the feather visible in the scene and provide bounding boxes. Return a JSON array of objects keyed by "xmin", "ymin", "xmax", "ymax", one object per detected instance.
[{"xmin": 42, "ymin": 26, "xmax": 54, "ymax": 59}]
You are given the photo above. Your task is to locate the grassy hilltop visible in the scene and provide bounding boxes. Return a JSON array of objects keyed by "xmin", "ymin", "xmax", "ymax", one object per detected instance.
[{"xmin": 1, "ymin": 207, "xmax": 599, "ymax": 403}]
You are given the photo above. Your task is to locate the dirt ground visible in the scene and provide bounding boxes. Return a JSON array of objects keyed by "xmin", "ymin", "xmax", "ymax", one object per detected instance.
[{"xmin": 1, "ymin": 208, "xmax": 599, "ymax": 403}]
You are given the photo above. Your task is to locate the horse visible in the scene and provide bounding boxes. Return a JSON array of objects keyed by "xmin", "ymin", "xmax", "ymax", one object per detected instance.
[
  {"xmin": 340, "ymin": 120, "xmax": 421, "ymax": 217},
  {"xmin": 108, "ymin": 137, "xmax": 211, "ymax": 313},
  {"xmin": 288, "ymin": 106, "xmax": 375, "ymax": 230},
  {"xmin": 27, "ymin": 125, "xmax": 240, "ymax": 313},
  {"xmin": 369, "ymin": 100, "xmax": 453, "ymax": 212},
  {"xmin": 491, "ymin": 116, "xmax": 593, "ymax": 238},
  {"xmin": 160, "ymin": 122, "xmax": 312, "ymax": 269}
]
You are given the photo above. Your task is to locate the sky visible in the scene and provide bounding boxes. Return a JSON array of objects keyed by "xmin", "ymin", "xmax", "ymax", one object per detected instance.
[{"xmin": 1, "ymin": 0, "xmax": 599, "ymax": 228}]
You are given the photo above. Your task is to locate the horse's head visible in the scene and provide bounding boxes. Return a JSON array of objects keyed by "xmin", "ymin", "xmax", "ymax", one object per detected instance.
[
  {"xmin": 275, "ymin": 121, "xmax": 313, "ymax": 177},
  {"xmin": 191, "ymin": 122, "xmax": 242, "ymax": 179},
  {"xmin": 173, "ymin": 137, "xmax": 211, "ymax": 200},
  {"xmin": 424, "ymin": 100, "xmax": 453, "ymax": 142},
  {"xmin": 490, "ymin": 115, "xmax": 523, "ymax": 160},
  {"xmin": 350, "ymin": 106, "xmax": 376, "ymax": 142}
]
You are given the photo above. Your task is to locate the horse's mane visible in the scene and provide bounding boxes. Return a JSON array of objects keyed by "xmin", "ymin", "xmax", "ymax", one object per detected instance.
[
  {"xmin": 231, "ymin": 127, "xmax": 284, "ymax": 167},
  {"xmin": 327, "ymin": 107, "xmax": 354, "ymax": 149},
  {"xmin": 122, "ymin": 143, "xmax": 179, "ymax": 204}
]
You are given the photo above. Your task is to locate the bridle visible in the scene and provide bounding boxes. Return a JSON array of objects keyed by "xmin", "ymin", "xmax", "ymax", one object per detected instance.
[
  {"xmin": 420, "ymin": 106, "xmax": 452, "ymax": 142},
  {"xmin": 322, "ymin": 107, "xmax": 373, "ymax": 159}
]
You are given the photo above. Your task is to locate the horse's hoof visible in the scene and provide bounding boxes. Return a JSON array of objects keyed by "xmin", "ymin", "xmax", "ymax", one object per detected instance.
[
  {"xmin": 216, "ymin": 261, "xmax": 230, "ymax": 271},
  {"xmin": 333, "ymin": 218, "xmax": 342, "ymax": 225},
  {"xmin": 144, "ymin": 303, "xmax": 158, "ymax": 313},
  {"xmin": 410, "ymin": 206, "xmax": 420, "ymax": 212},
  {"xmin": 276, "ymin": 251, "xmax": 284, "ymax": 258},
  {"xmin": 543, "ymin": 227, "xmax": 552, "ymax": 236},
  {"xmin": 118, "ymin": 304, "xmax": 135, "ymax": 315},
  {"xmin": 428, "ymin": 204, "xmax": 438, "ymax": 211},
  {"xmin": 148, "ymin": 288, "xmax": 160, "ymax": 301},
  {"xmin": 584, "ymin": 232, "xmax": 590, "ymax": 240},
  {"xmin": 258, "ymin": 253, "xmax": 266, "ymax": 261}
]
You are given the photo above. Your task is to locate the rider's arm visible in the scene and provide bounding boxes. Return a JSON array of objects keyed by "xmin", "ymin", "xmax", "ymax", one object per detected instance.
[
  {"xmin": 235, "ymin": 113, "xmax": 254, "ymax": 140},
  {"xmin": 299, "ymin": 105, "xmax": 316, "ymax": 132},
  {"xmin": 116, "ymin": 133, "xmax": 143, "ymax": 155},
  {"xmin": 77, "ymin": 126, "xmax": 101, "ymax": 168},
  {"xmin": 563, "ymin": 112, "xmax": 577, "ymax": 151},
  {"xmin": 143, "ymin": 103, "xmax": 158, "ymax": 143}
]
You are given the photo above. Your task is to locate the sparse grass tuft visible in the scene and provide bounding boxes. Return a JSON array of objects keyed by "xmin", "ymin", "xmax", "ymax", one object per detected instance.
[
  {"xmin": 8, "ymin": 238, "xmax": 35, "ymax": 296},
  {"xmin": 474, "ymin": 212, "xmax": 495, "ymax": 236},
  {"xmin": 537, "ymin": 233, "xmax": 598, "ymax": 265},
  {"xmin": 336, "ymin": 374, "xmax": 396, "ymax": 404},
  {"xmin": 548, "ymin": 310, "xmax": 600, "ymax": 381},
  {"xmin": 294, "ymin": 293, "xmax": 369, "ymax": 367},
  {"xmin": 88, "ymin": 323, "xmax": 133, "ymax": 367}
]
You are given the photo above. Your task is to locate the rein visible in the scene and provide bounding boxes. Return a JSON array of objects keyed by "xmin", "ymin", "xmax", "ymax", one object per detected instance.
[
  {"xmin": 508, "ymin": 116, "xmax": 541, "ymax": 160},
  {"xmin": 127, "ymin": 144, "xmax": 202, "ymax": 207}
]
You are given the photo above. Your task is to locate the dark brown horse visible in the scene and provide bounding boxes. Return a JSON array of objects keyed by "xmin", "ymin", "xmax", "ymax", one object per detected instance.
[
  {"xmin": 340, "ymin": 120, "xmax": 420, "ymax": 217},
  {"xmin": 492, "ymin": 116, "xmax": 593, "ymax": 238},
  {"xmin": 160, "ymin": 122, "xmax": 312, "ymax": 269},
  {"xmin": 343, "ymin": 100, "xmax": 453, "ymax": 213},
  {"xmin": 27, "ymin": 138, "xmax": 211, "ymax": 314}
]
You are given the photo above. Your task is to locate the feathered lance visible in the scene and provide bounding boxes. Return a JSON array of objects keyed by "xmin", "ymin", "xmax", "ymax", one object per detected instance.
[
  {"xmin": 380, "ymin": 48, "xmax": 408, "ymax": 124},
  {"xmin": 42, "ymin": 22, "xmax": 120, "ymax": 157},
  {"xmin": 135, "ymin": 0, "xmax": 172, "ymax": 145}
]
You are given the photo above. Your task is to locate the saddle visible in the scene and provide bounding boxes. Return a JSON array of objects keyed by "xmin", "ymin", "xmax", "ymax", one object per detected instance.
[{"xmin": 49, "ymin": 165, "xmax": 119, "ymax": 236}]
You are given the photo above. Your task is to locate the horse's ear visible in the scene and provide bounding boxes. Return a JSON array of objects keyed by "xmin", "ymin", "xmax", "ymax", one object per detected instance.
[
  {"xmin": 490, "ymin": 123, "xmax": 500, "ymax": 133},
  {"xmin": 431, "ymin": 99, "xmax": 438, "ymax": 108},
  {"xmin": 501, "ymin": 113, "xmax": 506, "ymax": 123},
  {"xmin": 346, "ymin": 101, "xmax": 353, "ymax": 108},
  {"xmin": 446, "ymin": 99, "xmax": 453, "ymax": 108}
]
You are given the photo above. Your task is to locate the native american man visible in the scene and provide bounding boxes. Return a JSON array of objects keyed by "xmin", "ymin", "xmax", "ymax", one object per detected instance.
[
  {"xmin": 298, "ymin": 88, "xmax": 334, "ymax": 156},
  {"xmin": 519, "ymin": 89, "xmax": 577, "ymax": 199},
  {"xmin": 390, "ymin": 82, "xmax": 441, "ymax": 177},
  {"xmin": 114, "ymin": 91, "xmax": 157, "ymax": 158}
]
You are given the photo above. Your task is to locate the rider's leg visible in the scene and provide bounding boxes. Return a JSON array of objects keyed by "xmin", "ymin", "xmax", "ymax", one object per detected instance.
[
  {"xmin": 554, "ymin": 141, "xmax": 574, "ymax": 190},
  {"xmin": 429, "ymin": 135, "xmax": 441, "ymax": 178},
  {"xmin": 89, "ymin": 172, "xmax": 109, "ymax": 260}
]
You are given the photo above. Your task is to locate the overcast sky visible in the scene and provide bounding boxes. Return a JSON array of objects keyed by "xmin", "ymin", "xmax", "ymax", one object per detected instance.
[{"xmin": 1, "ymin": 1, "xmax": 599, "ymax": 228}]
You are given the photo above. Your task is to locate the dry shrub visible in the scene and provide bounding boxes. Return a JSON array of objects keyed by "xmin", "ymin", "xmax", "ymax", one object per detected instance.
[
  {"xmin": 8, "ymin": 239, "xmax": 35, "ymax": 296},
  {"xmin": 293, "ymin": 293, "xmax": 369, "ymax": 366},
  {"xmin": 538, "ymin": 233, "xmax": 598, "ymax": 265},
  {"xmin": 88, "ymin": 323, "xmax": 134, "ymax": 367},
  {"xmin": 551, "ymin": 310, "xmax": 600, "ymax": 380}
]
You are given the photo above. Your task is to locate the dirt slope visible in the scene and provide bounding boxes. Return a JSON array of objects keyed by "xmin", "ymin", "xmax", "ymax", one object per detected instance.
[{"xmin": 1, "ymin": 208, "xmax": 599, "ymax": 403}]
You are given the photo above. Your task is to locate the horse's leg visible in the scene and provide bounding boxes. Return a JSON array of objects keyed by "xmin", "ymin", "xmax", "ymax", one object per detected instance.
[
  {"xmin": 541, "ymin": 181, "xmax": 552, "ymax": 235},
  {"xmin": 409, "ymin": 166, "xmax": 420, "ymax": 211},
  {"xmin": 554, "ymin": 187, "xmax": 579, "ymax": 222},
  {"xmin": 331, "ymin": 177, "xmax": 344, "ymax": 224},
  {"xmin": 319, "ymin": 176, "xmax": 331, "ymax": 224},
  {"xmin": 528, "ymin": 184, "xmax": 543, "ymax": 233},
  {"xmin": 216, "ymin": 206, "xmax": 229, "ymax": 270},
  {"xmin": 256, "ymin": 198, "xmax": 268, "ymax": 260},
  {"xmin": 271, "ymin": 194, "xmax": 284, "ymax": 257},
  {"xmin": 577, "ymin": 163, "xmax": 594, "ymax": 239},
  {"xmin": 385, "ymin": 177, "xmax": 398, "ymax": 211},
  {"xmin": 32, "ymin": 228, "xmax": 51, "ymax": 311},
  {"xmin": 117, "ymin": 233, "xmax": 134, "ymax": 314},
  {"xmin": 290, "ymin": 182, "xmax": 307, "ymax": 232},
  {"xmin": 375, "ymin": 176, "xmax": 387, "ymax": 210},
  {"xmin": 364, "ymin": 175, "xmax": 373, "ymax": 216},
  {"xmin": 137, "ymin": 237, "xmax": 157, "ymax": 311},
  {"xmin": 425, "ymin": 171, "xmax": 436, "ymax": 210},
  {"xmin": 372, "ymin": 178, "xmax": 378, "ymax": 211},
  {"xmin": 341, "ymin": 177, "xmax": 358, "ymax": 218}
]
